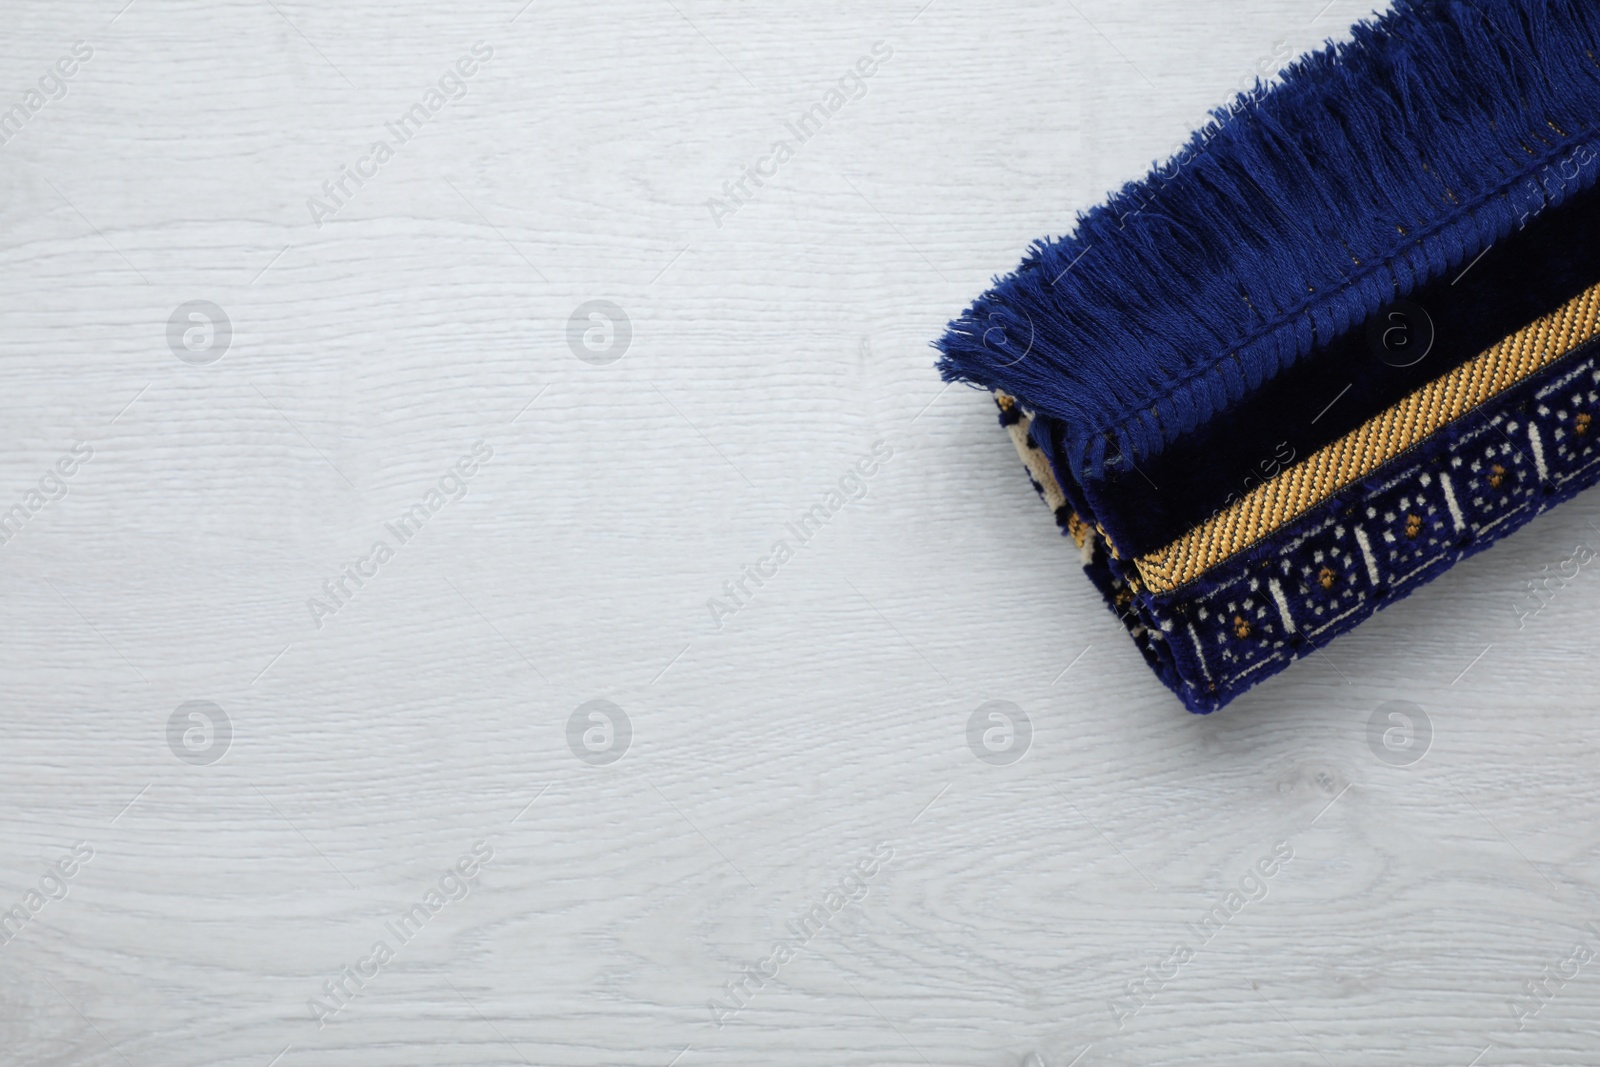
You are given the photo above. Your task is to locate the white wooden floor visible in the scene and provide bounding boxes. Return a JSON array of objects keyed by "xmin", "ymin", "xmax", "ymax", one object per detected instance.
[{"xmin": 3, "ymin": 1, "xmax": 1599, "ymax": 1064}]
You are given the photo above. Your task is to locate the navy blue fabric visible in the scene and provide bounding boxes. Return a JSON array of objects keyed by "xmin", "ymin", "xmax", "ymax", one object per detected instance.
[
  {"xmin": 1086, "ymin": 336, "xmax": 1600, "ymax": 712},
  {"xmin": 936, "ymin": 0, "xmax": 1600, "ymax": 487},
  {"xmin": 1072, "ymin": 177, "xmax": 1600, "ymax": 558}
]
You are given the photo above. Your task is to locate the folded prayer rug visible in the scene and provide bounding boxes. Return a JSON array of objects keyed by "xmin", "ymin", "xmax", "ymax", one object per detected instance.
[{"xmin": 935, "ymin": 0, "xmax": 1600, "ymax": 712}]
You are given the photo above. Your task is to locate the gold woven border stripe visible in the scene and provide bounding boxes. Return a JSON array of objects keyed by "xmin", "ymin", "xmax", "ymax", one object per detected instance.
[{"xmin": 1135, "ymin": 281, "xmax": 1600, "ymax": 594}]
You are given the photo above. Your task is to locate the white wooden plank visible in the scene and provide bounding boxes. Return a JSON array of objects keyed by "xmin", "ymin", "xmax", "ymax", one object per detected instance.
[{"xmin": 1, "ymin": 1, "xmax": 1598, "ymax": 1064}]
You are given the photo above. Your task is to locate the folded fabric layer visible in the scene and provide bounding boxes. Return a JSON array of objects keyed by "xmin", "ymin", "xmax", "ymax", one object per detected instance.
[{"xmin": 937, "ymin": 0, "xmax": 1600, "ymax": 711}]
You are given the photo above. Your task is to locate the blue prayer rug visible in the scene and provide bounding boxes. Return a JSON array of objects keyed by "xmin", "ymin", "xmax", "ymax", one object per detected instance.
[{"xmin": 936, "ymin": 0, "xmax": 1600, "ymax": 712}]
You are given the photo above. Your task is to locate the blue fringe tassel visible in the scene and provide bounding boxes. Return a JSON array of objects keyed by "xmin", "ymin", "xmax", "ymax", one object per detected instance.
[{"xmin": 935, "ymin": 0, "xmax": 1600, "ymax": 484}]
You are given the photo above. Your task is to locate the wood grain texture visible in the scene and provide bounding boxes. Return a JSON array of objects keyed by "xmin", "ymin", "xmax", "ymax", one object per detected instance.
[{"xmin": 2, "ymin": 1, "xmax": 1599, "ymax": 1064}]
